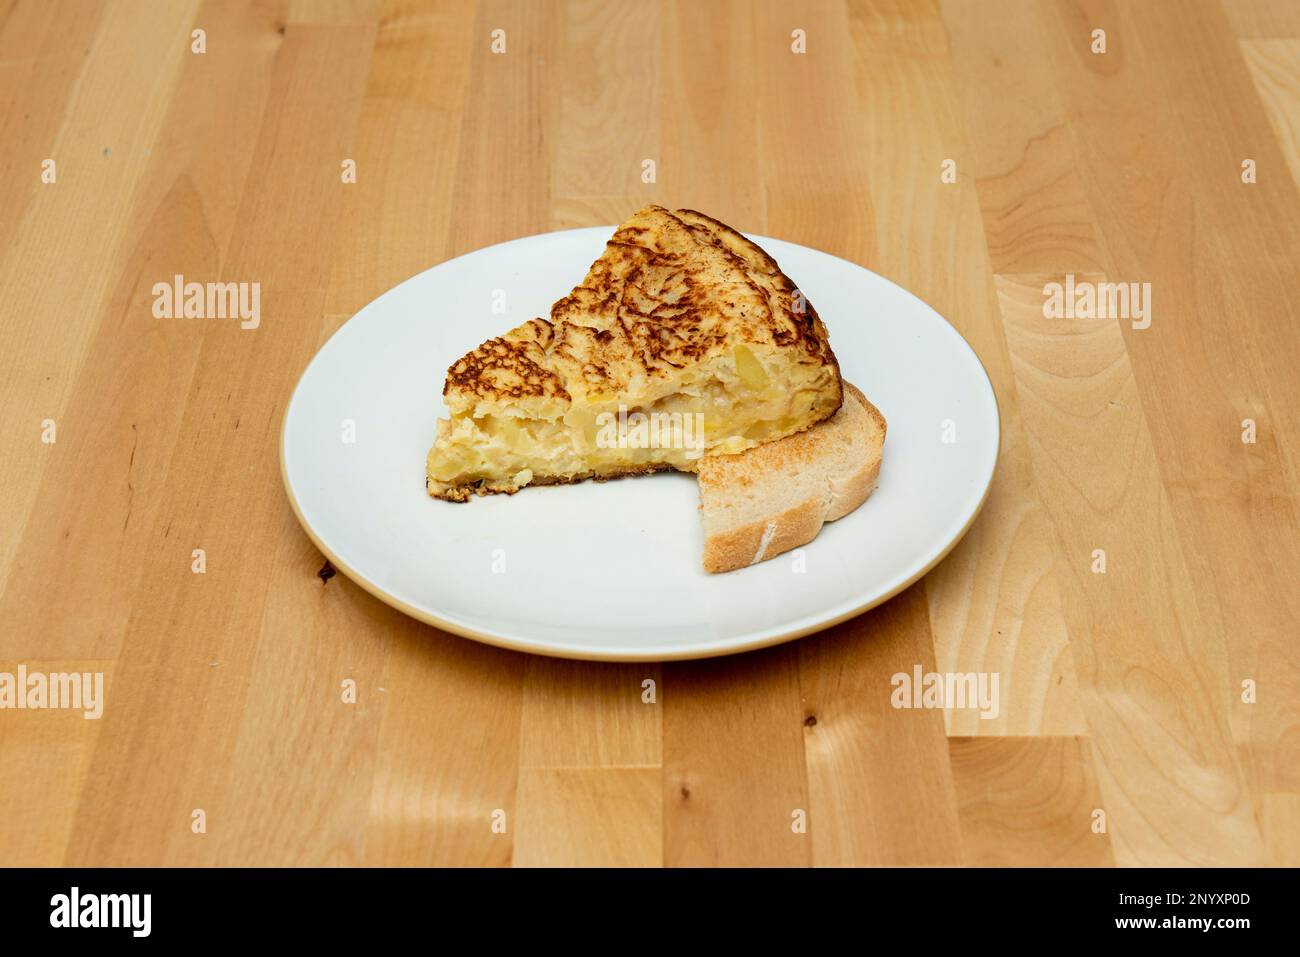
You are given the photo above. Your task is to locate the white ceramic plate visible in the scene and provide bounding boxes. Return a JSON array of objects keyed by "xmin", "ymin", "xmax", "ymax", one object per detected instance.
[{"xmin": 281, "ymin": 227, "xmax": 999, "ymax": 661}]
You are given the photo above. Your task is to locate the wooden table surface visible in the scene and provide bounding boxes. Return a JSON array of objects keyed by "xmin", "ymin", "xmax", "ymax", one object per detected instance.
[{"xmin": 2, "ymin": 0, "xmax": 1298, "ymax": 868}]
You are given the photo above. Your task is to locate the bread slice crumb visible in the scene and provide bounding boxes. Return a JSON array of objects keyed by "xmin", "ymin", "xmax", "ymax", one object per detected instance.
[{"xmin": 697, "ymin": 382, "xmax": 886, "ymax": 573}]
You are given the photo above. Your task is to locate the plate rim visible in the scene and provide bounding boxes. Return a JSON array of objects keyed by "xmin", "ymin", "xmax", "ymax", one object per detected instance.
[{"xmin": 280, "ymin": 225, "xmax": 1002, "ymax": 662}]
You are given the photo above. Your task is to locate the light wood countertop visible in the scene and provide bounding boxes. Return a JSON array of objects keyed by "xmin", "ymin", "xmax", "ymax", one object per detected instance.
[{"xmin": 1, "ymin": 0, "xmax": 1297, "ymax": 866}]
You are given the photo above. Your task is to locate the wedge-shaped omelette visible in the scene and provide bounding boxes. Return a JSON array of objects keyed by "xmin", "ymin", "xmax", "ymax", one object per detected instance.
[{"xmin": 427, "ymin": 205, "xmax": 842, "ymax": 501}]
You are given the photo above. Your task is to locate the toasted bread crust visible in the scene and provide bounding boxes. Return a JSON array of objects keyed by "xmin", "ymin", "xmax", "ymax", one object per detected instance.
[
  {"xmin": 699, "ymin": 383, "xmax": 886, "ymax": 573},
  {"xmin": 700, "ymin": 456, "xmax": 882, "ymax": 573}
]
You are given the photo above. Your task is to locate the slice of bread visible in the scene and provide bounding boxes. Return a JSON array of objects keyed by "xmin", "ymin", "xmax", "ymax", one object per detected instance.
[{"xmin": 697, "ymin": 382, "xmax": 886, "ymax": 573}]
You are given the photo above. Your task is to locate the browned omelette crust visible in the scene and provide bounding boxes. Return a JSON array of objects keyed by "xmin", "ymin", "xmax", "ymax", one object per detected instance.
[
  {"xmin": 444, "ymin": 318, "xmax": 570, "ymax": 404},
  {"xmin": 440, "ymin": 205, "xmax": 842, "ymax": 414},
  {"xmin": 429, "ymin": 461, "xmax": 680, "ymax": 502},
  {"xmin": 672, "ymin": 207, "xmax": 841, "ymax": 383}
]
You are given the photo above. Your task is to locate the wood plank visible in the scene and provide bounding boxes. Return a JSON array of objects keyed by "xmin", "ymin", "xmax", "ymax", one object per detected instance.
[
  {"xmin": 940, "ymin": 0, "xmax": 1105, "ymax": 274},
  {"xmin": 514, "ymin": 768, "xmax": 660, "ymax": 866},
  {"xmin": 322, "ymin": 0, "xmax": 476, "ymax": 322},
  {"xmin": 657, "ymin": 0, "xmax": 764, "ymax": 225},
  {"xmin": 1240, "ymin": 39, "xmax": 1300, "ymax": 192},
  {"xmin": 663, "ymin": 647, "xmax": 811, "ymax": 866},
  {"xmin": 0, "ymin": 0, "xmax": 107, "ymax": 264},
  {"xmin": 287, "ymin": 0, "xmax": 384, "ymax": 24},
  {"xmin": 447, "ymin": 0, "xmax": 558, "ymax": 250},
  {"xmin": 211, "ymin": 511, "xmax": 394, "ymax": 865},
  {"xmin": 64, "ymin": 21, "xmax": 379, "ymax": 866},
  {"xmin": 551, "ymin": 0, "xmax": 659, "ymax": 202},
  {"xmin": 0, "ymin": 0, "xmax": 199, "ymax": 603},
  {"xmin": 0, "ymin": 0, "xmax": 284, "ymax": 660},
  {"xmin": 1038, "ymin": 0, "xmax": 1300, "ymax": 863},
  {"xmin": 1221, "ymin": 0, "xmax": 1300, "ymax": 38},
  {"xmin": 519, "ymin": 660, "xmax": 661, "ymax": 769},
  {"xmin": 949, "ymin": 736, "xmax": 1114, "ymax": 866},
  {"xmin": 0, "ymin": 660, "xmax": 111, "ymax": 866},
  {"xmin": 800, "ymin": 585, "xmax": 966, "ymax": 865},
  {"xmin": 363, "ymin": 635, "xmax": 524, "ymax": 866},
  {"xmin": 994, "ymin": 272, "xmax": 1264, "ymax": 865},
  {"xmin": 753, "ymin": 0, "xmax": 874, "ymax": 252}
]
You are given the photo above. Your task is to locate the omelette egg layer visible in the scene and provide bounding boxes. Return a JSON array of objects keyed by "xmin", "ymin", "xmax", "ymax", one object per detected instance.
[{"xmin": 427, "ymin": 206, "xmax": 843, "ymax": 501}]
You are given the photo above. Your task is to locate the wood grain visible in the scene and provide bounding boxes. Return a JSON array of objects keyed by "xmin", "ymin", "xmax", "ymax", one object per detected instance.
[
  {"xmin": 0, "ymin": 0, "xmax": 1296, "ymax": 867},
  {"xmin": 948, "ymin": 736, "xmax": 1114, "ymax": 867},
  {"xmin": 1241, "ymin": 39, "xmax": 1300, "ymax": 190},
  {"xmin": 995, "ymin": 273, "xmax": 1263, "ymax": 865}
]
